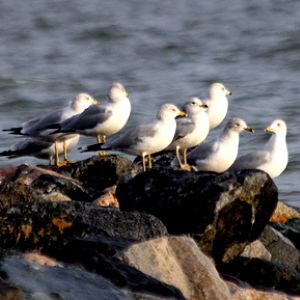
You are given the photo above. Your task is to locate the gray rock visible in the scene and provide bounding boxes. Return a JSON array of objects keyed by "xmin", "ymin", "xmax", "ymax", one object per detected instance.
[
  {"xmin": 260, "ymin": 225, "xmax": 300, "ymax": 272},
  {"xmin": 240, "ymin": 240, "xmax": 271, "ymax": 260},
  {"xmin": 45, "ymin": 236, "xmax": 186, "ymax": 300},
  {"xmin": 117, "ymin": 236, "xmax": 232, "ymax": 300},
  {"xmin": 220, "ymin": 257, "xmax": 300, "ymax": 295},
  {"xmin": 116, "ymin": 168, "xmax": 278, "ymax": 263},
  {"xmin": 272, "ymin": 219, "xmax": 300, "ymax": 250},
  {"xmin": 1, "ymin": 254, "xmax": 130, "ymax": 300}
]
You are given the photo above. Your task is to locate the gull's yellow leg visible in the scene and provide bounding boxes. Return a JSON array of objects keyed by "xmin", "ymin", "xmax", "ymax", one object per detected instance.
[
  {"xmin": 183, "ymin": 148, "xmax": 188, "ymax": 165},
  {"xmin": 176, "ymin": 146, "xmax": 191, "ymax": 170},
  {"xmin": 63, "ymin": 141, "xmax": 73, "ymax": 164},
  {"xmin": 55, "ymin": 141, "xmax": 67, "ymax": 167},
  {"xmin": 148, "ymin": 154, "xmax": 152, "ymax": 169},
  {"xmin": 97, "ymin": 135, "xmax": 102, "ymax": 144},
  {"xmin": 142, "ymin": 153, "xmax": 146, "ymax": 172},
  {"xmin": 96, "ymin": 134, "xmax": 108, "ymax": 156},
  {"xmin": 176, "ymin": 146, "xmax": 183, "ymax": 167},
  {"xmin": 180, "ymin": 147, "xmax": 191, "ymax": 171}
]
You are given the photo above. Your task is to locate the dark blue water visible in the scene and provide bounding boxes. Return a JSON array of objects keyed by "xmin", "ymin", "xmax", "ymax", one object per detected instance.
[{"xmin": 0, "ymin": 1, "xmax": 299, "ymax": 207}]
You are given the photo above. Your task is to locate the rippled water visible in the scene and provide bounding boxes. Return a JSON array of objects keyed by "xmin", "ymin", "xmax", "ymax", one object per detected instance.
[{"xmin": 0, "ymin": 1, "xmax": 299, "ymax": 207}]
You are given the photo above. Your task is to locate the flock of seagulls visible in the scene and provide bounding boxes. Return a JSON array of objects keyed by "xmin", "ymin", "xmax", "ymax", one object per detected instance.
[{"xmin": 0, "ymin": 82, "xmax": 288, "ymax": 178}]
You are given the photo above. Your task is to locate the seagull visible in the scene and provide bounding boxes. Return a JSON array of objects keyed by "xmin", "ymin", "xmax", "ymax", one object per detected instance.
[
  {"xmin": 50, "ymin": 83, "xmax": 131, "ymax": 148},
  {"xmin": 166, "ymin": 97, "xmax": 209, "ymax": 169},
  {"xmin": 3, "ymin": 93, "xmax": 98, "ymax": 137},
  {"xmin": 230, "ymin": 119, "xmax": 288, "ymax": 178},
  {"xmin": 0, "ymin": 135, "xmax": 80, "ymax": 165},
  {"xmin": 187, "ymin": 117, "xmax": 254, "ymax": 172},
  {"xmin": 81, "ymin": 103, "xmax": 187, "ymax": 171},
  {"xmin": 3, "ymin": 93, "xmax": 97, "ymax": 166},
  {"xmin": 202, "ymin": 82, "xmax": 232, "ymax": 129}
]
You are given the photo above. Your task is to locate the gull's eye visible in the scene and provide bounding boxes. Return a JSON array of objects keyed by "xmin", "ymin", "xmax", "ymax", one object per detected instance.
[
  {"xmin": 277, "ymin": 122, "xmax": 281, "ymax": 127},
  {"xmin": 191, "ymin": 101, "xmax": 195, "ymax": 105}
]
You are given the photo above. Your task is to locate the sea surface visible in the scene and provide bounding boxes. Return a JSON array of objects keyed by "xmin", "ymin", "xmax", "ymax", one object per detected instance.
[{"xmin": 0, "ymin": 1, "xmax": 299, "ymax": 207}]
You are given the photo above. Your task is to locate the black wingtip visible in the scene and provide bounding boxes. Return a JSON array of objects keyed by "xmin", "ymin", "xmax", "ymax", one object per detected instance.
[
  {"xmin": 79, "ymin": 143, "xmax": 105, "ymax": 153},
  {"xmin": 2, "ymin": 127, "xmax": 23, "ymax": 135}
]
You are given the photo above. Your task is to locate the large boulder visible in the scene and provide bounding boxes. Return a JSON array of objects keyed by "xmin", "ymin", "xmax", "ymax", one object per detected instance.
[
  {"xmin": 48, "ymin": 155, "xmax": 138, "ymax": 193},
  {"xmin": 117, "ymin": 236, "xmax": 232, "ymax": 300},
  {"xmin": 0, "ymin": 201, "xmax": 167, "ymax": 249},
  {"xmin": 116, "ymin": 168, "xmax": 278, "ymax": 263},
  {"xmin": 1, "ymin": 254, "xmax": 130, "ymax": 300},
  {"xmin": 260, "ymin": 225, "xmax": 300, "ymax": 272},
  {"xmin": 0, "ymin": 164, "xmax": 97, "ymax": 206}
]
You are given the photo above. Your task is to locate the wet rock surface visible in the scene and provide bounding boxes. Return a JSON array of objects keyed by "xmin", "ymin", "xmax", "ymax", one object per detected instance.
[{"xmin": 0, "ymin": 157, "xmax": 299, "ymax": 299}]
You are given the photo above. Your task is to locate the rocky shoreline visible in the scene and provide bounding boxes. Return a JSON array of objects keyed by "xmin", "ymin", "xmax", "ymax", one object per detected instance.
[{"xmin": 0, "ymin": 155, "xmax": 299, "ymax": 299}]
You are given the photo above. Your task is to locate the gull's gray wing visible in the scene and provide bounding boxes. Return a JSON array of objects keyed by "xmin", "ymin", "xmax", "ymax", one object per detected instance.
[
  {"xmin": 0, "ymin": 138, "xmax": 52, "ymax": 158},
  {"xmin": 187, "ymin": 141, "xmax": 217, "ymax": 164},
  {"xmin": 108, "ymin": 122, "xmax": 157, "ymax": 150},
  {"xmin": 61, "ymin": 105, "xmax": 112, "ymax": 131},
  {"xmin": 24, "ymin": 108, "xmax": 65, "ymax": 135},
  {"xmin": 231, "ymin": 150, "xmax": 270, "ymax": 170},
  {"xmin": 173, "ymin": 118, "xmax": 195, "ymax": 141}
]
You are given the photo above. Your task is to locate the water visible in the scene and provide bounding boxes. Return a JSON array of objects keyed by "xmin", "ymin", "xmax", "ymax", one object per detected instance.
[{"xmin": 0, "ymin": 1, "xmax": 299, "ymax": 207}]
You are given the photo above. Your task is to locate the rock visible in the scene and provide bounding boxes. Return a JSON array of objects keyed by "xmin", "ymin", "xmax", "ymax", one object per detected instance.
[
  {"xmin": 271, "ymin": 220, "xmax": 300, "ymax": 250},
  {"xmin": 134, "ymin": 150, "xmax": 177, "ymax": 168},
  {"xmin": 271, "ymin": 201, "xmax": 300, "ymax": 223},
  {"xmin": 240, "ymin": 240, "xmax": 271, "ymax": 260},
  {"xmin": 94, "ymin": 185, "xmax": 119, "ymax": 208},
  {"xmin": 44, "ymin": 236, "xmax": 185, "ymax": 299},
  {"xmin": 48, "ymin": 155, "xmax": 139, "ymax": 193},
  {"xmin": 117, "ymin": 236, "xmax": 232, "ymax": 300},
  {"xmin": 260, "ymin": 225, "xmax": 300, "ymax": 272},
  {"xmin": 116, "ymin": 168, "xmax": 278, "ymax": 263},
  {"xmin": 225, "ymin": 277, "xmax": 300, "ymax": 300},
  {"xmin": 0, "ymin": 201, "xmax": 167, "ymax": 249},
  {"xmin": 0, "ymin": 164, "xmax": 97, "ymax": 206},
  {"xmin": 0, "ymin": 277, "xmax": 22, "ymax": 300},
  {"xmin": 220, "ymin": 257, "xmax": 300, "ymax": 295},
  {"xmin": 1, "ymin": 253, "xmax": 131, "ymax": 300}
]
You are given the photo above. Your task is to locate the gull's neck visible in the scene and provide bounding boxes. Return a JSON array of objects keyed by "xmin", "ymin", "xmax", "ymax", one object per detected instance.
[
  {"xmin": 191, "ymin": 111, "xmax": 209, "ymax": 131},
  {"xmin": 218, "ymin": 129, "xmax": 240, "ymax": 150},
  {"xmin": 265, "ymin": 132, "xmax": 287, "ymax": 155}
]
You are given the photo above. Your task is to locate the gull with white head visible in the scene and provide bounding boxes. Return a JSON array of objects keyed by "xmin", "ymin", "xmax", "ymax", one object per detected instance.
[
  {"xmin": 167, "ymin": 97, "xmax": 210, "ymax": 169},
  {"xmin": 2, "ymin": 93, "xmax": 98, "ymax": 166},
  {"xmin": 230, "ymin": 119, "xmax": 288, "ymax": 178},
  {"xmin": 0, "ymin": 135, "xmax": 80, "ymax": 165},
  {"xmin": 81, "ymin": 103, "xmax": 186, "ymax": 171},
  {"xmin": 203, "ymin": 82, "xmax": 232, "ymax": 129},
  {"xmin": 50, "ymin": 83, "xmax": 131, "ymax": 147},
  {"xmin": 187, "ymin": 117, "xmax": 254, "ymax": 172}
]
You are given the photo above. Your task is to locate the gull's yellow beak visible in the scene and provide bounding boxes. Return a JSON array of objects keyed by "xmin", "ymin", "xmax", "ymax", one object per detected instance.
[
  {"xmin": 244, "ymin": 127, "xmax": 254, "ymax": 133},
  {"xmin": 178, "ymin": 111, "xmax": 188, "ymax": 117},
  {"xmin": 264, "ymin": 126, "xmax": 274, "ymax": 133},
  {"xmin": 92, "ymin": 99, "xmax": 99, "ymax": 105}
]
